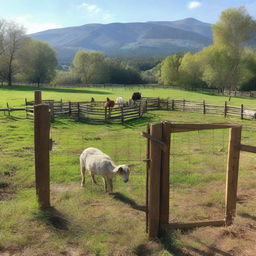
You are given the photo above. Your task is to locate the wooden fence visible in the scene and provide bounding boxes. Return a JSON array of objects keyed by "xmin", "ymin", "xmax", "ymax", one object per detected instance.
[
  {"xmin": 1, "ymin": 97, "xmax": 256, "ymax": 122},
  {"xmin": 144, "ymin": 121, "xmax": 256, "ymax": 239}
]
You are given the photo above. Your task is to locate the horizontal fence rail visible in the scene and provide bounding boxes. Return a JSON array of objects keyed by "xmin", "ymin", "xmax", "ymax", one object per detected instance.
[{"xmin": 1, "ymin": 97, "xmax": 256, "ymax": 123}]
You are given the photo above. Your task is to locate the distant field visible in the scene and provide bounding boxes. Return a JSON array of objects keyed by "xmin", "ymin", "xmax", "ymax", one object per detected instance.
[
  {"xmin": 1, "ymin": 85, "xmax": 256, "ymax": 108},
  {"xmin": 1, "ymin": 86, "xmax": 256, "ymax": 255}
]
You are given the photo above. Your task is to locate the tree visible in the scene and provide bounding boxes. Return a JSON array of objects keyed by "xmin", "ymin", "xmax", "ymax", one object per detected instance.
[
  {"xmin": 200, "ymin": 45, "xmax": 235, "ymax": 92},
  {"xmin": 160, "ymin": 55, "xmax": 181, "ymax": 85},
  {"xmin": 0, "ymin": 19, "xmax": 6, "ymax": 56},
  {"xmin": 19, "ymin": 40, "xmax": 58, "ymax": 86},
  {"xmin": 179, "ymin": 52, "xmax": 205, "ymax": 89},
  {"xmin": 2, "ymin": 22, "xmax": 26, "ymax": 86},
  {"xmin": 212, "ymin": 6, "xmax": 256, "ymax": 91},
  {"xmin": 72, "ymin": 51, "xmax": 106, "ymax": 84}
]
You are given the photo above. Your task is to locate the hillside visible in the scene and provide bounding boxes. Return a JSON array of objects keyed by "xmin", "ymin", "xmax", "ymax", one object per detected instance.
[{"xmin": 30, "ymin": 18, "xmax": 213, "ymax": 63}]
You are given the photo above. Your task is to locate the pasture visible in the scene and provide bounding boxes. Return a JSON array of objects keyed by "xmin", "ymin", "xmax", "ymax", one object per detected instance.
[{"xmin": 0, "ymin": 85, "xmax": 256, "ymax": 256}]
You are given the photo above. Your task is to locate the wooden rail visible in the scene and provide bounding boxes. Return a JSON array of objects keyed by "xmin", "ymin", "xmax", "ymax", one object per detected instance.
[
  {"xmin": 145, "ymin": 121, "xmax": 250, "ymax": 239},
  {"xmin": 2, "ymin": 97, "xmax": 256, "ymax": 123}
]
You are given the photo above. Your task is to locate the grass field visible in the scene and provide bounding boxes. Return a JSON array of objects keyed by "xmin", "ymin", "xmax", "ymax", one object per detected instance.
[
  {"xmin": 1, "ymin": 85, "xmax": 256, "ymax": 108},
  {"xmin": 0, "ymin": 85, "xmax": 256, "ymax": 256}
]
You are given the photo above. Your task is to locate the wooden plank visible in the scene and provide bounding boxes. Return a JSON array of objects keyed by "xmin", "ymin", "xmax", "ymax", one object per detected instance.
[
  {"xmin": 241, "ymin": 104, "xmax": 244, "ymax": 120},
  {"xmin": 240, "ymin": 144, "xmax": 256, "ymax": 153},
  {"xmin": 224, "ymin": 101, "xmax": 227, "ymax": 118},
  {"xmin": 7, "ymin": 103, "xmax": 10, "ymax": 116},
  {"xmin": 49, "ymin": 102, "xmax": 54, "ymax": 121},
  {"xmin": 160, "ymin": 121, "xmax": 171, "ymax": 233},
  {"xmin": 146, "ymin": 124, "xmax": 150, "ymax": 233},
  {"xmin": 166, "ymin": 219, "xmax": 225, "ymax": 229},
  {"xmin": 169, "ymin": 123, "xmax": 241, "ymax": 133},
  {"xmin": 34, "ymin": 104, "xmax": 50, "ymax": 209},
  {"xmin": 148, "ymin": 122, "xmax": 163, "ymax": 239},
  {"xmin": 34, "ymin": 91, "xmax": 42, "ymax": 104},
  {"xmin": 225, "ymin": 127, "xmax": 242, "ymax": 226}
]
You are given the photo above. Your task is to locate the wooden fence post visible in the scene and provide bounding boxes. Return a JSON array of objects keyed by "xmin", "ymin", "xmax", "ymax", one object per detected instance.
[
  {"xmin": 105, "ymin": 108, "xmax": 107, "ymax": 121},
  {"xmin": 166, "ymin": 99, "xmax": 169, "ymax": 110},
  {"xmin": 146, "ymin": 124, "xmax": 150, "ymax": 233},
  {"xmin": 183, "ymin": 99, "xmax": 185, "ymax": 111},
  {"xmin": 34, "ymin": 104, "xmax": 51, "ymax": 209},
  {"xmin": 77, "ymin": 102, "xmax": 80, "ymax": 120},
  {"xmin": 121, "ymin": 107, "xmax": 124, "ymax": 123},
  {"xmin": 148, "ymin": 122, "xmax": 163, "ymax": 239},
  {"xmin": 34, "ymin": 90, "xmax": 42, "ymax": 104},
  {"xmin": 224, "ymin": 101, "xmax": 227, "ymax": 118},
  {"xmin": 145, "ymin": 99, "xmax": 148, "ymax": 112},
  {"xmin": 7, "ymin": 103, "xmax": 10, "ymax": 116},
  {"xmin": 241, "ymin": 104, "xmax": 244, "ymax": 120},
  {"xmin": 225, "ymin": 126, "xmax": 242, "ymax": 226},
  {"xmin": 25, "ymin": 98, "xmax": 28, "ymax": 118},
  {"xmin": 158, "ymin": 97, "xmax": 160, "ymax": 109},
  {"xmin": 160, "ymin": 121, "xmax": 171, "ymax": 233},
  {"xmin": 49, "ymin": 102, "xmax": 54, "ymax": 122},
  {"xmin": 60, "ymin": 98, "xmax": 63, "ymax": 113},
  {"xmin": 69, "ymin": 101, "xmax": 71, "ymax": 116},
  {"xmin": 172, "ymin": 100, "xmax": 174, "ymax": 110},
  {"xmin": 203, "ymin": 100, "xmax": 206, "ymax": 114}
]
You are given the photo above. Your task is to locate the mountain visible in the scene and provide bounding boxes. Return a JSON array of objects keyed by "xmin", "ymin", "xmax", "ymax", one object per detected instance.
[{"xmin": 30, "ymin": 18, "xmax": 213, "ymax": 63}]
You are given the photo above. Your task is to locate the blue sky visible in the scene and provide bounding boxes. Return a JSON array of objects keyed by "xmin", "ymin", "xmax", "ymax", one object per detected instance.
[{"xmin": 0, "ymin": 0, "xmax": 256, "ymax": 33}]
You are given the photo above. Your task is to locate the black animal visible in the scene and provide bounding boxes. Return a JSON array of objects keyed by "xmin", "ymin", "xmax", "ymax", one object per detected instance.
[{"xmin": 132, "ymin": 92, "xmax": 141, "ymax": 101}]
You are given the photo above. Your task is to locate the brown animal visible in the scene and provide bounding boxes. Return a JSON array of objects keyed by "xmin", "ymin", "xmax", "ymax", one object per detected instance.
[{"xmin": 104, "ymin": 98, "xmax": 115, "ymax": 108}]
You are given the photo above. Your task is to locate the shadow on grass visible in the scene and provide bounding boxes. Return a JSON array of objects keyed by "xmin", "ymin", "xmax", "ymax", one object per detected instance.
[
  {"xmin": 112, "ymin": 192, "xmax": 146, "ymax": 212},
  {"xmin": 32, "ymin": 207, "xmax": 69, "ymax": 231},
  {"xmin": 123, "ymin": 114, "xmax": 155, "ymax": 128},
  {"xmin": 239, "ymin": 212, "xmax": 256, "ymax": 222},
  {"xmin": 1, "ymin": 85, "xmax": 112, "ymax": 95}
]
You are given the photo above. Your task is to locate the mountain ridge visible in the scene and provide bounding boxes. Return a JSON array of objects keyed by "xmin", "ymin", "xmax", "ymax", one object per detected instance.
[{"xmin": 30, "ymin": 18, "xmax": 213, "ymax": 63}]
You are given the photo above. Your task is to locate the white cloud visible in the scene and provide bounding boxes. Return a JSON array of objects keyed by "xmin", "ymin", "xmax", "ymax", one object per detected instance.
[
  {"xmin": 12, "ymin": 15, "xmax": 62, "ymax": 34},
  {"xmin": 79, "ymin": 3, "xmax": 101, "ymax": 15},
  {"xmin": 78, "ymin": 2, "xmax": 113, "ymax": 21},
  {"xmin": 188, "ymin": 1, "xmax": 201, "ymax": 9},
  {"xmin": 102, "ymin": 12, "xmax": 113, "ymax": 21}
]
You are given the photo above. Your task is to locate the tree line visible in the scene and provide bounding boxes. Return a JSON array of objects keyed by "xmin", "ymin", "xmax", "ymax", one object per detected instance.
[
  {"xmin": 54, "ymin": 51, "xmax": 143, "ymax": 85},
  {"xmin": 159, "ymin": 7, "xmax": 256, "ymax": 92},
  {"xmin": 1, "ymin": 6, "xmax": 256, "ymax": 90},
  {"xmin": 0, "ymin": 19, "xmax": 57, "ymax": 86}
]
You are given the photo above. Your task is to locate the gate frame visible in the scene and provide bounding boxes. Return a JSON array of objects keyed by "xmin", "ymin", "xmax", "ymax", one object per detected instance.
[{"xmin": 145, "ymin": 121, "xmax": 256, "ymax": 239}]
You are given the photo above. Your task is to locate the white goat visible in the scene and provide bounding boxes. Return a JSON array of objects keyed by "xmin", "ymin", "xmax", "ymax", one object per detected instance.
[
  {"xmin": 80, "ymin": 147, "xmax": 130, "ymax": 193},
  {"xmin": 243, "ymin": 109, "xmax": 256, "ymax": 119},
  {"xmin": 115, "ymin": 97, "xmax": 124, "ymax": 106}
]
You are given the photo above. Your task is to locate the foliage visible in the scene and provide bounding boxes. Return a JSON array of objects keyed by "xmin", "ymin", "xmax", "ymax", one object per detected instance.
[
  {"xmin": 62, "ymin": 50, "xmax": 143, "ymax": 85},
  {"xmin": 18, "ymin": 40, "xmax": 58, "ymax": 86},
  {"xmin": 179, "ymin": 52, "xmax": 206, "ymax": 89},
  {"xmin": 0, "ymin": 20, "xmax": 26, "ymax": 86},
  {"xmin": 72, "ymin": 51, "xmax": 107, "ymax": 84},
  {"xmin": 158, "ymin": 6, "xmax": 256, "ymax": 91},
  {"xmin": 212, "ymin": 6, "xmax": 256, "ymax": 91},
  {"xmin": 160, "ymin": 55, "xmax": 182, "ymax": 85},
  {"xmin": 212, "ymin": 6, "xmax": 256, "ymax": 50},
  {"xmin": 53, "ymin": 70, "xmax": 81, "ymax": 85}
]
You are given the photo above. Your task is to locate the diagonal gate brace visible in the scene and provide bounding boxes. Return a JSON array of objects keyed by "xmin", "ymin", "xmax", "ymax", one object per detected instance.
[{"xmin": 141, "ymin": 131, "xmax": 168, "ymax": 152}]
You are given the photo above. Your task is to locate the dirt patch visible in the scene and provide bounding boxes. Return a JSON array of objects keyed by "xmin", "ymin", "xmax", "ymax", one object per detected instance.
[{"xmin": 0, "ymin": 182, "xmax": 13, "ymax": 201}]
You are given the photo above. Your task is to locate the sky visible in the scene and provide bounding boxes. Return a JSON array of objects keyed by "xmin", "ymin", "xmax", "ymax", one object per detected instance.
[{"xmin": 0, "ymin": 0, "xmax": 256, "ymax": 34}]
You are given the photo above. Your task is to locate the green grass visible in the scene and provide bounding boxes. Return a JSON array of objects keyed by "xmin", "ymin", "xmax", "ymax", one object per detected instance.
[
  {"xmin": 1, "ymin": 86, "xmax": 256, "ymax": 255},
  {"xmin": 1, "ymin": 84, "xmax": 256, "ymax": 108}
]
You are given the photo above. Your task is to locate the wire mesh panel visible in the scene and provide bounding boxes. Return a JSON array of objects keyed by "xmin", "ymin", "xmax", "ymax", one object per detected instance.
[
  {"xmin": 146, "ymin": 122, "xmax": 242, "ymax": 238},
  {"xmin": 169, "ymin": 129, "xmax": 229, "ymax": 223}
]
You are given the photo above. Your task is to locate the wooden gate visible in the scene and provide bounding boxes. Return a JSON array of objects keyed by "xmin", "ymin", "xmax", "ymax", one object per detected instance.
[{"xmin": 143, "ymin": 121, "xmax": 256, "ymax": 239}]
